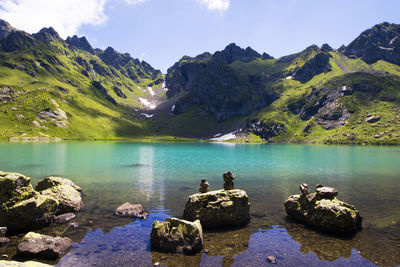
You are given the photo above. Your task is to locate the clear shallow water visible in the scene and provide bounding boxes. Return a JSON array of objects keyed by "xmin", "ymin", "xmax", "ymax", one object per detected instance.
[{"xmin": 0, "ymin": 142, "xmax": 400, "ymax": 266}]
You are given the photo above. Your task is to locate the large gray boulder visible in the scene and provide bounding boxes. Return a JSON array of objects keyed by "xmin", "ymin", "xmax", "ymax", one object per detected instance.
[
  {"xmin": 284, "ymin": 184, "xmax": 362, "ymax": 234},
  {"xmin": 0, "ymin": 172, "xmax": 83, "ymax": 233},
  {"xmin": 150, "ymin": 218, "xmax": 203, "ymax": 254},
  {"xmin": 183, "ymin": 189, "xmax": 250, "ymax": 229},
  {"xmin": 17, "ymin": 232, "xmax": 72, "ymax": 260}
]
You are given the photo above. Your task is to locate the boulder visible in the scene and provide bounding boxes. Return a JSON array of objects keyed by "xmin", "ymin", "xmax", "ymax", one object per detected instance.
[
  {"xmin": 150, "ymin": 218, "xmax": 203, "ymax": 254},
  {"xmin": 0, "ymin": 227, "xmax": 6, "ymax": 237},
  {"xmin": 0, "ymin": 260, "xmax": 51, "ymax": 267},
  {"xmin": 183, "ymin": 189, "xmax": 250, "ymax": 229},
  {"xmin": 284, "ymin": 184, "xmax": 362, "ymax": 234},
  {"xmin": 365, "ymin": 115, "xmax": 380, "ymax": 123},
  {"xmin": 17, "ymin": 232, "xmax": 72, "ymax": 260},
  {"xmin": 114, "ymin": 202, "xmax": 148, "ymax": 219},
  {"xmin": 0, "ymin": 172, "xmax": 83, "ymax": 233},
  {"xmin": 35, "ymin": 177, "xmax": 83, "ymax": 213}
]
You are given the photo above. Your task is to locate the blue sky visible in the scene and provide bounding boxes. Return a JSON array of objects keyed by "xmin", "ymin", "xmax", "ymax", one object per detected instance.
[{"xmin": 1, "ymin": 0, "xmax": 399, "ymax": 72}]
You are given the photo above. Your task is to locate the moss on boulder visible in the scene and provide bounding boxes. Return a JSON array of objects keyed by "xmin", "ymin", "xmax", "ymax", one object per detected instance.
[
  {"xmin": 150, "ymin": 218, "xmax": 203, "ymax": 254},
  {"xmin": 284, "ymin": 185, "xmax": 362, "ymax": 234},
  {"xmin": 0, "ymin": 172, "xmax": 83, "ymax": 233},
  {"xmin": 183, "ymin": 189, "xmax": 250, "ymax": 229}
]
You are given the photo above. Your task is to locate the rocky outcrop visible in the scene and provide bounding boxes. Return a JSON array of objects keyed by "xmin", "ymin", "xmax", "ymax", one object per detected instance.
[
  {"xmin": 212, "ymin": 43, "xmax": 261, "ymax": 64},
  {"xmin": 113, "ymin": 87, "xmax": 127, "ymax": 99},
  {"xmin": 284, "ymin": 184, "xmax": 362, "ymax": 234},
  {"xmin": 17, "ymin": 232, "xmax": 72, "ymax": 260},
  {"xmin": 183, "ymin": 189, "xmax": 250, "ymax": 229},
  {"xmin": 150, "ymin": 218, "xmax": 203, "ymax": 254},
  {"xmin": 293, "ymin": 52, "xmax": 332, "ymax": 83},
  {"xmin": 0, "ymin": 19, "xmax": 15, "ymax": 38},
  {"xmin": 344, "ymin": 22, "xmax": 400, "ymax": 66},
  {"xmin": 114, "ymin": 202, "xmax": 148, "ymax": 219},
  {"xmin": 247, "ymin": 119, "xmax": 287, "ymax": 139},
  {"xmin": 66, "ymin": 35, "xmax": 94, "ymax": 54},
  {"xmin": 0, "ymin": 260, "xmax": 51, "ymax": 267},
  {"xmin": 0, "ymin": 172, "xmax": 83, "ymax": 233}
]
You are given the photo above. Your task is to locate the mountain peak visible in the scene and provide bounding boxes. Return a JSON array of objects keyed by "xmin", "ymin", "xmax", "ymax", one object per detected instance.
[
  {"xmin": 33, "ymin": 27, "xmax": 61, "ymax": 42},
  {"xmin": 66, "ymin": 35, "xmax": 94, "ymax": 54},
  {"xmin": 344, "ymin": 22, "xmax": 400, "ymax": 65},
  {"xmin": 212, "ymin": 43, "xmax": 261, "ymax": 63},
  {"xmin": 0, "ymin": 19, "xmax": 15, "ymax": 38}
]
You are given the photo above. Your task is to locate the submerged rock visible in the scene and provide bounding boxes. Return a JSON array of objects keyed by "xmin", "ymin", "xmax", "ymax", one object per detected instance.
[
  {"xmin": 114, "ymin": 202, "xmax": 148, "ymax": 219},
  {"xmin": 183, "ymin": 189, "xmax": 250, "ymax": 229},
  {"xmin": 17, "ymin": 232, "xmax": 72, "ymax": 260},
  {"xmin": 150, "ymin": 218, "xmax": 203, "ymax": 254},
  {"xmin": 0, "ymin": 172, "xmax": 83, "ymax": 233},
  {"xmin": 199, "ymin": 178, "xmax": 209, "ymax": 193},
  {"xmin": 55, "ymin": 213, "xmax": 76, "ymax": 224},
  {"xmin": 0, "ymin": 260, "xmax": 51, "ymax": 266},
  {"xmin": 284, "ymin": 184, "xmax": 362, "ymax": 234}
]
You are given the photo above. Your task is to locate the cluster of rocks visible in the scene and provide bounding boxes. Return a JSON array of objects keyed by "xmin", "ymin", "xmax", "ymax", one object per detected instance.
[
  {"xmin": 151, "ymin": 171, "xmax": 250, "ymax": 254},
  {"xmin": 0, "ymin": 171, "xmax": 85, "ymax": 264},
  {"xmin": 284, "ymin": 183, "xmax": 362, "ymax": 234}
]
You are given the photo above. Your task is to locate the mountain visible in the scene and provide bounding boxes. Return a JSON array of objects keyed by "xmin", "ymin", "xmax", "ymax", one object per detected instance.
[
  {"xmin": 0, "ymin": 19, "xmax": 164, "ymax": 140},
  {"xmin": 1, "ymin": 20, "xmax": 400, "ymax": 145}
]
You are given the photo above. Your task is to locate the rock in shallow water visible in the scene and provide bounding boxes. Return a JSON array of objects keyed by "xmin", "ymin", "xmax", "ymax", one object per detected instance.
[
  {"xmin": 150, "ymin": 218, "xmax": 203, "ymax": 254},
  {"xmin": 0, "ymin": 172, "xmax": 83, "ymax": 233},
  {"xmin": 17, "ymin": 232, "xmax": 72, "ymax": 260},
  {"xmin": 284, "ymin": 184, "xmax": 362, "ymax": 234},
  {"xmin": 0, "ymin": 260, "xmax": 51, "ymax": 266},
  {"xmin": 183, "ymin": 189, "xmax": 250, "ymax": 229},
  {"xmin": 114, "ymin": 202, "xmax": 148, "ymax": 219},
  {"xmin": 55, "ymin": 213, "xmax": 76, "ymax": 224}
]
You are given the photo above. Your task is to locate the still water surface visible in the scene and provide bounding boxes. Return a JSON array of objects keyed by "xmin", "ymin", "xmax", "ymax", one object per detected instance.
[{"xmin": 0, "ymin": 142, "xmax": 399, "ymax": 266}]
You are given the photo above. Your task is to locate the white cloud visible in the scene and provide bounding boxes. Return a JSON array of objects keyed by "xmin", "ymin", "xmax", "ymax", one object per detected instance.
[
  {"xmin": 125, "ymin": 0, "xmax": 147, "ymax": 4},
  {"xmin": 197, "ymin": 0, "xmax": 230, "ymax": 11},
  {"xmin": 0, "ymin": 0, "xmax": 107, "ymax": 38}
]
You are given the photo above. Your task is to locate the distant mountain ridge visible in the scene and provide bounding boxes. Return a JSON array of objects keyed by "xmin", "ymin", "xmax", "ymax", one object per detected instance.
[{"xmin": 0, "ymin": 20, "xmax": 400, "ymax": 145}]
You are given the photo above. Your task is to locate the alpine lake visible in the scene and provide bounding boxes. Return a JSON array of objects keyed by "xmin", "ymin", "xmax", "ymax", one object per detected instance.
[{"xmin": 0, "ymin": 142, "xmax": 400, "ymax": 267}]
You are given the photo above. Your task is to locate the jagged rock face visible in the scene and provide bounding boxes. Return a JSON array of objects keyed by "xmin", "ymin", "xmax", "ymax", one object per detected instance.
[
  {"xmin": 183, "ymin": 189, "xmax": 250, "ymax": 229},
  {"xmin": 113, "ymin": 87, "xmax": 127, "ymax": 99},
  {"xmin": 17, "ymin": 232, "xmax": 72, "ymax": 260},
  {"xmin": 150, "ymin": 218, "xmax": 203, "ymax": 254},
  {"xmin": 0, "ymin": 31, "xmax": 38, "ymax": 52},
  {"xmin": 344, "ymin": 22, "xmax": 400, "ymax": 65},
  {"xmin": 166, "ymin": 46, "xmax": 278, "ymax": 121},
  {"xmin": 294, "ymin": 52, "xmax": 332, "ymax": 83},
  {"xmin": 247, "ymin": 119, "xmax": 287, "ymax": 139},
  {"xmin": 212, "ymin": 43, "xmax": 261, "ymax": 64},
  {"xmin": 33, "ymin": 27, "xmax": 61, "ymax": 43},
  {"xmin": 66, "ymin": 35, "xmax": 94, "ymax": 54}
]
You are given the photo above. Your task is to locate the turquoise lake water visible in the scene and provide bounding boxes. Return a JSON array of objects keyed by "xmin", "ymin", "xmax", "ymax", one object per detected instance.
[{"xmin": 0, "ymin": 142, "xmax": 400, "ymax": 266}]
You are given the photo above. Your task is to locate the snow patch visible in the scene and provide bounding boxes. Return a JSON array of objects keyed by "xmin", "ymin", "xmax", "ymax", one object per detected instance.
[
  {"xmin": 285, "ymin": 76, "xmax": 293, "ymax": 80},
  {"xmin": 148, "ymin": 87, "xmax": 155, "ymax": 96},
  {"xmin": 139, "ymin": 97, "xmax": 156, "ymax": 109},
  {"xmin": 141, "ymin": 113, "xmax": 154, "ymax": 118},
  {"xmin": 209, "ymin": 131, "xmax": 236, "ymax": 141},
  {"xmin": 171, "ymin": 105, "xmax": 175, "ymax": 112}
]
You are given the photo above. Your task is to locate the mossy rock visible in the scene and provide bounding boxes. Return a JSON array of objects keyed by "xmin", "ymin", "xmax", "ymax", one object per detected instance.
[
  {"xmin": 284, "ymin": 194, "xmax": 362, "ymax": 234},
  {"xmin": 183, "ymin": 189, "xmax": 250, "ymax": 229},
  {"xmin": 150, "ymin": 218, "xmax": 203, "ymax": 254}
]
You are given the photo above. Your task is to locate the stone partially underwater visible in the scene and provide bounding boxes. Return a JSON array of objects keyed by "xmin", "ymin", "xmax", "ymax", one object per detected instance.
[
  {"xmin": 284, "ymin": 183, "xmax": 362, "ymax": 234},
  {"xmin": 0, "ymin": 171, "xmax": 83, "ymax": 233},
  {"xmin": 150, "ymin": 218, "xmax": 203, "ymax": 254}
]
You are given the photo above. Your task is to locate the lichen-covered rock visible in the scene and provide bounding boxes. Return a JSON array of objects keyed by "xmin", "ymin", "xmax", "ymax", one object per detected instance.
[
  {"xmin": 150, "ymin": 218, "xmax": 203, "ymax": 254},
  {"xmin": 0, "ymin": 260, "xmax": 52, "ymax": 267},
  {"xmin": 284, "ymin": 192, "xmax": 362, "ymax": 234},
  {"xmin": 114, "ymin": 202, "xmax": 148, "ymax": 219},
  {"xmin": 0, "ymin": 172, "xmax": 83, "ymax": 233},
  {"xmin": 35, "ymin": 177, "xmax": 83, "ymax": 213},
  {"xmin": 17, "ymin": 232, "xmax": 72, "ymax": 260},
  {"xmin": 183, "ymin": 189, "xmax": 250, "ymax": 229}
]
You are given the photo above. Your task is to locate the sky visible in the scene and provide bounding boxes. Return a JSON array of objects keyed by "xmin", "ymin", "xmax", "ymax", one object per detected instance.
[{"xmin": 0, "ymin": 0, "xmax": 399, "ymax": 73}]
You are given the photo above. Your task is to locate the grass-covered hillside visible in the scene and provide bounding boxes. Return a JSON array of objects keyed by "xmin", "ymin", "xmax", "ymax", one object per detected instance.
[
  {"xmin": 160, "ymin": 22, "xmax": 400, "ymax": 145},
  {"xmin": 1, "ymin": 19, "xmax": 400, "ymax": 145},
  {"xmin": 0, "ymin": 19, "xmax": 165, "ymax": 140}
]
